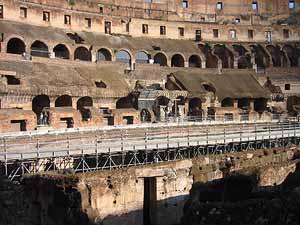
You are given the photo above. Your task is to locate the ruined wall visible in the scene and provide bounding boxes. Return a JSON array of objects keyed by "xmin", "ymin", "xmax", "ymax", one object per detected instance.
[{"xmin": 1, "ymin": 147, "xmax": 299, "ymax": 225}]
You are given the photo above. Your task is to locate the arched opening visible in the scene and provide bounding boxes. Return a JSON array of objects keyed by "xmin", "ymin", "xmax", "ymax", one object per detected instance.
[
  {"xmin": 233, "ymin": 45, "xmax": 251, "ymax": 69},
  {"xmin": 116, "ymin": 94, "xmax": 136, "ymax": 109},
  {"xmin": 287, "ymin": 96, "xmax": 300, "ymax": 116},
  {"xmin": 74, "ymin": 47, "xmax": 91, "ymax": 61},
  {"xmin": 221, "ymin": 98, "xmax": 234, "ymax": 107},
  {"xmin": 55, "ymin": 95, "xmax": 72, "ymax": 107},
  {"xmin": 77, "ymin": 96, "xmax": 93, "ymax": 121},
  {"xmin": 154, "ymin": 53, "xmax": 167, "ymax": 66},
  {"xmin": 32, "ymin": 95, "xmax": 50, "ymax": 116},
  {"xmin": 238, "ymin": 98, "xmax": 250, "ymax": 110},
  {"xmin": 250, "ymin": 45, "xmax": 270, "ymax": 69},
  {"xmin": 116, "ymin": 50, "xmax": 131, "ymax": 65},
  {"xmin": 53, "ymin": 44, "xmax": 70, "ymax": 59},
  {"xmin": 96, "ymin": 48, "xmax": 112, "ymax": 61},
  {"xmin": 266, "ymin": 45, "xmax": 282, "ymax": 67},
  {"xmin": 172, "ymin": 96, "xmax": 186, "ymax": 116},
  {"xmin": 188, "ymin": 98, "xmax": 202, "ymax": 117},
  {"xmin": 7, "ymin": 38, "xmax": 25, "ymax": 55},
  {"xmin": 199, "ymin": 44, "xmax": 218, "ymax": 68},
  {"xmin": 238, "ymin": 55, "xmax": 252, "ymax": 69},
  {"xmin": 254, "ymin": 98, "xmax": 267, "ymax": 112},
  {"xmin": 153, "ymin": 96, "xmax": 171, "ymax": 120},
  {"xmin": 189, "ymin": 55, "xmax": 202, "ymax": 68},
  {"xmin": 140, "ymin": 109, "xmax": 152, "ymax": 122},
  {"xmin": 171, "ymin": 54, "xmax": 185, "ymax": 67},
  {"xmin": 135, "ymin": 51, "xmax": 149, "ymax": 64},
  {"xmin": 213, "ymin": 45, "xmax": 234, "ymax": 68},
  {"xmin": 30, "ymin": 41, "xmax": 49, "ymax": 58},
  {"xmin": 283, "ymin": 45, "xmax": 299, "ymax": 67}
]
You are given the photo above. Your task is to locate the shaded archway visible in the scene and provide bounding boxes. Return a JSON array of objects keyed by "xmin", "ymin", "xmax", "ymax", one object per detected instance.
[
  {"xmin": 77, "ymin": 96, "xmax": 93, "ymax": 110},
  {"xmin": 233, "ymin": 45, "xmax": 252, "ymax": 69},
  {"xmin": 171, "ymin": 54, "xmax": 185, "ymax": 67},
  {"xmin": 199, "ymin": 44, "xmax": 218, "ymax": 68},
  {"xmin": 213, "ymin": 45, "xmax": 234, "ymax": 68},
  {"xmin": 30, "ymin": 41, "xmax": 49, "ymax": 58},
  {"xmin": 77, "ymin": 96, "xmax": 93, "ymax": 121},
  {"xmin": 266, "ymin": 45, "xmax": 285, "ymax": 67},
  {"xmin": 32, "ymin": 95, "xmax": 50, "ymax": 116},
  {"xmin": 116, "ymin": 50, "xmax": 131, "ymax": 65},
  {"xmin": 189, "ymin": 55, "xmax": 202, "ymax": 68},
  {"xmin": 238, "ymin": 98, "xmax": 250, "ymax": 110},
  {"xmin": 283, "ymin": 45, "xmax": 299, "ymax": 67},
  {"xmin": 140, "ymin": 109, "xmax": 152, "ymax": 122},
  {"xmin": 136, "ymin": 51, "xmax": 149, "ymax": 64},
  {"xmin": 254, "ymin": 98, "xmax": 267, "ymax": 112},
  {"xmin": 74, "ymin": 46, "xmax": 91, "ymax": 61},
  {"xmin": 154, "ymin": 53, "xmax": 167, "ymax": 66},
  {"xmin": 188, "ymin": 98, "xmax": 202, "ymax": 117},
  {"xmin": 116, "ymin": 94, "xmax": 136, "ymax": 109},
  {"xmin": 53, "ymin": 44, "xmax": 70, "ymax": 59},
  {"xmin": 7, "ymin": 38, "xmax": 25, "ymax": 55},
  {"xmin": 221, "ymin": 98, "xmax": 234, "ymax": 107},
  {"xmin": 250, "ymin": 45, "xmax": 270, "ymax": 69},
  {"xmin": 96, "ymin": 48, "xmax": 112, "ymax": 61},
  {"xmin": 55, "ymin": 95, "xmax": 72, "ymax": 107},
  {"xmin": 287, "ymin": 96, "xmax": 300, "ymax": 116}
]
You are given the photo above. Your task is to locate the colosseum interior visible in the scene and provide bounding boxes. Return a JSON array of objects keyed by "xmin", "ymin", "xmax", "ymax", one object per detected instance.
[{"xmin": 0, "ymin": 0, "xmax": 299, "ymax": 131}]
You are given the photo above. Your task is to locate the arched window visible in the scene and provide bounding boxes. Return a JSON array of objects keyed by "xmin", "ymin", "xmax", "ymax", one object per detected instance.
[
  {"xmin": 74, "ymin": 47, "xmax": 91, "ymax": 61},
  {"xmin": 135, "ymin": 51, "xmax": 149, "ymax": 64},
  {"xmin": 189, "ymin": 55, "xmax": 202, "ymax": 68},
  {"xmin": 221, "ymin": 98, "xmax": 234, "ymax": 107},
  {"xmin": 55, "ymin": 95, "xmax": 72, "ymax": 107},
  {"xmin": 53, "ymin": 44, "xmax": 70, "ymax": 59},
  {"xmin": 31, "ymin": 41, "xmax": 49, "ymax": 58},
  {"xmin": 116, "ymin": 50, "xmax": 131, "ymax": 65},
  {"xmin": 32, "ymin": 95, "xmax": 50, "ymax": 115},
  {"xmin": 7, "ymin": 38, "xmax": 25, "ymax": 54},
  {"xmin": 96, "ymin": 48, "xmax": 112, "ymax": 61},
  {"xmin": 77, "ymin": 96, "xmax": 93, "ymax": 110},
  {"xmin": 171, "ymin": 54, "xmax": 185, "ymax": 67},
  {"xmin": 154, "ymin": 53, "xmax": 167, "ymax": 66}
]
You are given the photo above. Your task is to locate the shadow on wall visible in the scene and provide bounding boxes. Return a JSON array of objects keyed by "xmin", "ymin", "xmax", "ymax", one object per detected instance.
[
  {"xmin": 182, "ymin": 162, "xmax": 300, "ymax": 225},
  {"xmin": 0, "ymin": 174, "xmax": 188, "ymax": 225}
]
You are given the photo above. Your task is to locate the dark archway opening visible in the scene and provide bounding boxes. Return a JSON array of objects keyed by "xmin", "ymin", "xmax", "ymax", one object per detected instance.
[
  {"xmin": 136, "ymin": 51, "xmax": 149, "ymax": 64},
  {"xmin": 116, "ymin": 94, "xmax": 136, "ymax": 109},
  {"xmin": 283, "ymin": 45, "xmax": 299, "ymax": 67},
  {"xmin": 55, "ymin": 95, "xmax": 72, "ymax": 107},
  {"xmin": 53, "ymin": 44, "xmax": 70, "ymax": 59},
  {"xmin": 7, "ymin": 38, "xmax": 25, "ymax": 55},
  {"xmin": 171, "ymin": 54, "xmax": 185, "ymax": 67},
  {"xmin": 254, "ymin": 98, "xmax": 267, "ymax": 112},
  {"xmin": 221, "ymin": 98, "xmax": 234, "ymax": 107},
  {"xmin": 116, "ymin": 50, "xmax": 131, "ymax": 66},
  {"xmin": 213, "ymin": 45, "xmax": 234, "ymax": 68},
  {"xmin": 96, "ymin": 48, "xmax": 112, "ymax": 61},
  {"xmin": 31, "ymin": 41, "xmax": 49, "ymax": 58},
  {"xmin": 74, "ymin": 47, "xmax": 91, "ymax": 61},
  {"xmin": 153, "ymin": 53, "xmax": 167, "ymax": 66},
  {"xmin": 238, "ymin": 98, "xmax": 250, "ymax": 110},
  {"xmin": 77, "ymin": 96, "xmax": 93, "ymax": 121},
  {"xmin": 189, "ymin": 55, "xmax": 202, "ymax": 68},
  {"xmin": 141, "ymin": 109, "xmax": 152, "ymax": 122},
  {"xmin": 32, "ymin": 95, "xmax": 50, "ymax": 115},
  {"xmin": 199, "ymin": 44, "xmax": 218, "ymax": 68},
  {"xmin": 188, "ymin": 98, "xmax": 202, "ymax": 117}
]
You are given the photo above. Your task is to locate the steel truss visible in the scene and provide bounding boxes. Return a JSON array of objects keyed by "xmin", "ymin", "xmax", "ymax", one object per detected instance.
[{"xmin": 1, "ymin": 136, "xmax": 299, "ymax": 180}]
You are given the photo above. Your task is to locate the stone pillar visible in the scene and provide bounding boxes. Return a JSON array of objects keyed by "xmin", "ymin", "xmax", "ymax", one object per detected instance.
[
  {"xmin": 92, "ymin": 51, "xmax": 97, "ymax": 62},
  {"xmin": 178, "ymin": 105, "xmax": 185, "ymax": 117},
  {"xmin": 201, "ymin": 60, "xmax": 206, "ymax": 69},
  {"xmin": 217, "ymin": 59, "xmax": 222, "ymax": 74},
  {"xmin": 184, "ymin": 61, "xmax": 189, "ymax": 68},
  {"xmin": 249, "ymin": 100, "xmax": 255, "ymax": 111},
  {"xmin": 159, "ymin": 105, "xmax": 166, "ymax": 121},
  {"xmin": 234, "ymin": 57, "xmax": 239, "ymax": 69},
  {"xmin": 234, "ymin": 99, "xmax": 238, "ymax": 108}
]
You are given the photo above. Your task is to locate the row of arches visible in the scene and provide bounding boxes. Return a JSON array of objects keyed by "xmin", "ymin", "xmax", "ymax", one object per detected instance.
[
  {"xmin": 32, "ymin": 95, "xmax": 93, "ymax": 116},
  {"xmin": 200, "ymin": 43, "xmax": 300, "ymax": 69},
  {"xmin": 221, "ymin": 97, "xmax": 267, "ymax": 112},
  {"xmin": 6, "ymin": 37, "xmax": 300, "ymax": 69},
  {"xmin": 5, "ymin": 37, "xmax": 202, "ymax": 67}
]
